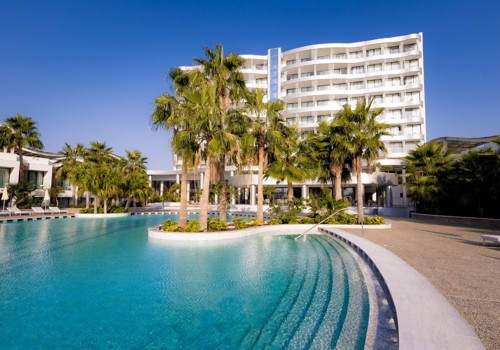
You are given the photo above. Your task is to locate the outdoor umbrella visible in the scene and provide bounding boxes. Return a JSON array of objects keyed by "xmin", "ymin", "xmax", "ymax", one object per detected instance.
[
  {"xmin": 43, "ymin": 188, "xmax": 50, "ymax": 209},
  {"xmin": 2, "ymin": 186, "xmax": 8, "ymax": 210}
]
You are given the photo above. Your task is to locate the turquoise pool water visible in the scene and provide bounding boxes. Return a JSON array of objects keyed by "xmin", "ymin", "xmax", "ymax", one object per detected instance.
[{"xmin": 0, "ymin": 215, "xmax": 369, "ymax": 349}]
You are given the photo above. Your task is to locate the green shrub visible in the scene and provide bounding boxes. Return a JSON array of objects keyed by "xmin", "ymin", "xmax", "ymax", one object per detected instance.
[
  {"xmin": 108, "ymin": 205, "xmax": 127, "ymax": 213},
  {"xmin": 162, "ymin": 219, "xmax": 180, "ymax": 232},
  {"xmin": 253, "ymin": 218, "xmax": 264, "ymax": 226},
  {"xmin": 363, "ymin": 216, "xmax": 385, "ymax": 225},
  {"xmin": 296, "ymin": 216, "xmax": 315, "ymax": 224},
  {"xmin": 325, "ymin": 212, "xmax": 357, "ymax": 224},
  {"xmin": 269, "ymin": 218, "xmax": 282, "ymax": 225},
  {"xmin": 232, "ymin": 217, "xmax": 247, "ymax": 229},
  {"xmin": 183, "ymin": 220, "xmax": 201, "ymax": 232},
  {"xmin": 208, "ymin": 218, "xmax": 227, "ymax": 232},
  {"xmin": 80, "ymin": 207, "xmax": 104, "ymax": 214}
]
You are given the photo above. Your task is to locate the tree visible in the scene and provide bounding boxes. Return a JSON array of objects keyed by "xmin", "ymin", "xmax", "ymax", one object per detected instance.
[
  {"xmin": 335, "ymin": 99, "xmax": 390, "ymax": 223},
  {"xmin": 152, "ymin": 69, "xmax": 201, "ymax": 228},
  {"xmin": 55, "ymin": 143, "xmax": 85, "ymax": 206},
  {"xmin": 265, "ymin": 126, "xmax": 309, "ymax": 201},
  {"xmin": 0, "ymin": 113, "xmax": 43, "ymax": 183},
  {"xmin": 304, "ymin": 120, "xmax": 351, "ymax": 201},
  {"xmin": 122, "ymin": 150, "xmax": 149, "ymax": 210},
  {"xmin": 402, "ymin": 141, "xmax": 454, "ymax": 213},
  {"xmin": 194, "ymin": 45, "xmax": 247, "ymax": 224},
  {"xmin": 245, "ymin": 88, "xmax": 288, "ymax": 222}
]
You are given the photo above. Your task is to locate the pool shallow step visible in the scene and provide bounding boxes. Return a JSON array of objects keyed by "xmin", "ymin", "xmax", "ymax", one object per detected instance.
[{"xmin": 239, "ymin": 238, "xmax": 312, "ymax": 349}]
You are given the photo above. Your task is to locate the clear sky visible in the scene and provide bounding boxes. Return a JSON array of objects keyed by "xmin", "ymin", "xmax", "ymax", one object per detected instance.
[{"xmin": 1, "ymin": 0, "xmax": 499, "ymax": 169}]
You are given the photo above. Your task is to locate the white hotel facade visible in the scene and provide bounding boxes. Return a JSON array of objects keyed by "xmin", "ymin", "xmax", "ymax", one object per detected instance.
[{"xmin": 152, "ymin": 33, "xmax": 427, "ymax": 211}]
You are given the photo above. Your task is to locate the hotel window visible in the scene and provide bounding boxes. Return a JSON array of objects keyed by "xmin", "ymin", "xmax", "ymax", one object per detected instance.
[
  {"xmin": 386, "ymin": 61, "xmax": 400, "ymax": 70},
  {"xmin": 387, "ymin": 77, "xmax": 401, "ymax": 86},
  {"xmin": 286, "ymin": 88, "xmax": 297, "ymax": 95},
  {"xmin": 317, "ymin": 100, "xmax": 329, "ymax": 106},
  {"xmin": 301, "ymin": 86, "xmax": 314, "ymax": 92},
  {"xmin": 386, "ymin": 93, "xmax": 401, "ymax": 102},
  {"xmin": 366, "ymin": 48, "xmax": 381, "ymax": 57},
  {"xmin": 316, "ymin": 70, "xmax": 330, "ymax": 75},
  {"xmin": 301, "ymin": 116, "xmax": 314, "ymax": 123},
  {"xmin": 317, "ymin": 55, "xmax": 330, "ymax": 60},
  {"xmin": 370, "ymin": 95, "xmax": 383, "ymax": 104},
  {"xmin": 302, "ymin": 101, "xmax": 314, "ymax": 108},
  {"xmin": 367, "ymin": 63, "xmax": 382, "ymax": 72},
  {"xmin": 333, "ymin": 53, "xmax": 347, "ymax": 59},
  {"xmin": 349, "ymin": 50, "xmax": 363, "ymax": 58},
  {"xmin": 386, "ymin": 109, "xmax": 402, "ymax": 119},
  {"xmin": 288, "ymin": 73, "xmax": 298, "ymax": 80},
  {"xmin": 351, "ymin": 66, "xmax": 365, "ymax": 74},
  {"xmin": 367, "ymin": 79, "xmax": 382, "ymax": 88},
  {"xmin": 405, "ymin": 108, "xmax": 420, "ymax": 117},
  {"xmin": 336, "ymin": 98, "xmax": 348, "ymax": 105},
  {"xmin": 0, "ymin": 168, "xmax": 9, "ymax": 187},
  {"xmin": 405, "ymin": 91, "xmax": 420, "ymax": 102},
  {"xmin": 256, "ymin": 78, "xmax": 267, "ymax": 85},
  {"xmin": 404, "ymin": 76, "xmax": 419, "ymax": 85},
  {"xmin": 287, "ymin": 102, "xmax": 298, "ymax": 110},
  {"xmin": 317, "ymin": 84, "xmax": 330, "ymax": 91},
  {"xmin": 28, "ymin": 171, "xmax": 45, "ymax": 189},
  {"xmin": 333, "ymin": 68, "xmax": 347, "ymax": 74},
  {"xmin": 287, "ymin": 117, "xmax": 297, "ymax": 125},
  {"xmin": 286, "ymin": 59, "xmax": 297, "ymax": 65},
  {"xmin": 405, "ymin": 142, "xmax": 419, "ymax": 152},
  {"xmin": 256, "ymin": 64, "xmax": 267, "ymax": 70},
  {"xmin": 391, "ymin": 126, "xmax": 402, "ymax": 136},
  {"xmin": 301, "ymin": 71, "xmax": 314, "ymax": 77},
  {"xmin": 332, "ymin": 83, "xmax": 347, "ymax": 90},
  {"xmin": 404, "ymin": 43, "xmax": 417, "ymax": 52},
  {"xmin": 317, "ymin": 115, "xmax": 330, "ymax": 122},
  {"xmin": 389, "ymin": 46, "xmax": 400, "ymax": 54},
  {"xmin": 405, "ymin": 59, "xmax": 419, "ymax": 68},
  {"xmin": 388, "ymin": 142, "xmax": 403, "ymax": 153},
  {"xmin": 300, "ymin": 57, "xmax": 312, "ymax": 62},
  {"xmin": 405, "ymin": 124, "xmax": 421, "ymax": 135},
  {"xmin": 351, "ymin": 81, "xmax": 364, "ymax": 90}
]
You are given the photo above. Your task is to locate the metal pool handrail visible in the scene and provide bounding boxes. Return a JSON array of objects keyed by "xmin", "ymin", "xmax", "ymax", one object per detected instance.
[{"xmin": 295, "ymin": 207, "xmax": 354, "ymax": 240}]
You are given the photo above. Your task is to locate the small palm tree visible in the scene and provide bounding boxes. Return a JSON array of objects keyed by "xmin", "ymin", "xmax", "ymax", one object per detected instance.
[
  {"xmin": 335, "ymin": 99, "xmax": 390, "ymax": 223},
  {"xmin": 122, "ymin": 150, "xmax": 149, "ymax": 210},
  {"xmin": 0, "ymin": 114, "xmax": 43, "ymax": 183},
  {"xmin": 56, "ymin": 143, "xmax": 85, "ymax": 206}
]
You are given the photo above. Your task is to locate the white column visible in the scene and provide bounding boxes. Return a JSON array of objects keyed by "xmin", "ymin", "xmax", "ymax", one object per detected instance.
[
  {"xmin": 301, "ymin": 184, "xmax": 308, "ymax": 199},
  {"xmin": 250, "ymin": 185, "xmax": 256, "ymax": 206},
  {"xmin": 160, "ymin": 181, "xmax": 164, "ymax": 196},
  {"xmin": 402, "ymin": 168, "xmax": 407, "ymax": 207},
  {"xmin": 200, "ymin": 172, "xmax": 204, "ymax": 189},
  {"xmin": 237, "ymin": 188, "xmax": 241, "ymax": 205},
  {"xmin": 176, "ymin": 174, "xmax": 180, "ymax": 184}
]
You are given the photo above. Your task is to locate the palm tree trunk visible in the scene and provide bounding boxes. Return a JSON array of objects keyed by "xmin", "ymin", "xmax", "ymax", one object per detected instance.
[
  {"xmin": 179, "ymin": 161, "xmax": 188, "ymax": 228},
  {"xmin": 218, "ymin": 157, "xmax": 227, "ymax": 223},
  {"xmin": 256, "ymin": 144, "xmax": 264, "ymax": 222},
  {"xmin": 93, "ymin": 197, "xmax": 98, "ymax": 214},
  {"xmin": 125, "ymin": 196, "xmax": 131, "ymax": 210},
  {"xmin": 356, "ymin": 157, "xmax": 364, "ymax": 224},
  {"xmin": 71, "ymin": 183, "xmax": 77, "ymax": 206},
  {"xmin": 18, "ymin": 145, "xmax": 24, "ymax": 184},
  {"xmin": 335, "ymin": 170, "xmax": 343, "ymax": 201},
  {"xmin": 86, "ymin": 191, "xmax": 90, "ymax": 209},
  {"xmin": 200, "ymin": 156, "xmax": 211, "ymax": 232},
  {"xmin": 104, "ymin": 197, "xmax": 108, "ymax": 214},
  {"xmin": 287, "ymin": 182, "xmax": 293, "ymax": 201}
]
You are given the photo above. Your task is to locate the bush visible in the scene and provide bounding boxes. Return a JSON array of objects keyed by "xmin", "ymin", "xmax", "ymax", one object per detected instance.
[
  {"xmin": 325, "ymin": 212, "xmax": 357, "ymax": 225},
  {"xmin": 108, "ymin": 205, "xmax": 127, "ymax": 213},
  {"xmin": 162, "ymin": 219, "xmax": 180, "ymax": 232},
  {"xmin": 363, "ymin": 216, "xmax": 385, "ymax": 225},
  {"xmin": 268, "ymin": 218, "xmax": 282, "ymax": 225},
  {"xmin": 232, "ymin": 217, "xmax": 247, "ymax": 229},
  {"xmin": 208, "ymin": 218, "xmax": 227, "ymax": 232},
  {"xmin": 183, "ymin": 220, "xmax": 201, "ymax": 232},
  {"xmin": 296, "ymin": 216, "xmax": 315, "ymax": 224},
  {"xmin": 80, "ymin": 207, "xmax": 104, "ymax": 214}
]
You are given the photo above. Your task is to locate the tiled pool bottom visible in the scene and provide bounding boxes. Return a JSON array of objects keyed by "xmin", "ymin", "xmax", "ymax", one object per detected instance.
[{"xmin": 0, "ymin": 216, "xmax": 372, "ymax": 349}]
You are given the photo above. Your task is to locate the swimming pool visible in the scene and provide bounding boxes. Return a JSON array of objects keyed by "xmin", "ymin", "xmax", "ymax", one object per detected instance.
[{"xmin": 0, "ymin": 215, "xmax": 370, "ymax": 349}]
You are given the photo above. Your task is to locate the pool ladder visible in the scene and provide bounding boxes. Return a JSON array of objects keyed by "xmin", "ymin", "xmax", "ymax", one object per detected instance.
[{"xmin": 295, "ymin": 207, "xmax": 364, "ymax": 240}]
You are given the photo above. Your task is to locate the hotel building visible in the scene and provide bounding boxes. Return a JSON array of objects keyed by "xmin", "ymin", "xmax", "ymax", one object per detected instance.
[{"xmin": 159, "ymin": 33, "xmax": 426, "ymax": 212}]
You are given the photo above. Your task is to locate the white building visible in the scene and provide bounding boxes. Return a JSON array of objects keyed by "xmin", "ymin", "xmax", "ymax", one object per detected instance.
[{"xmin": 151, "ymin": 33, "xmax": 426, "ymax": 212}]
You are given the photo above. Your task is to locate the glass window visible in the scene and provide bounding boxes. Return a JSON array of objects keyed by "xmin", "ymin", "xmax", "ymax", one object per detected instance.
[
  {"xmin": 288, "ymin": 73, "xmax": 298, "ymax": 80},
  {"xmin": 300, "ymin": 71, "xmax": 314, "ymax": 77},
  {"xmin": 317, "ymin": 55, "xmax": 330, "ymax": 60},
  {"xmin": 386, "ymin": 61, "xmax": 400, "ymax": 70},
  {"xmin": 316, "ymin": 70, "xmax": 330, "ymax": 75},
  {"xmin": 302, "ymin": 101, "xmax": 314, "ymax": 107},
  {"xmin": 269, "ymin": 48, "xmax": 280, "ymax": 101},
  {"xmin": 301, "ymin": 116, "xmax": 314, "ymax": 123},
  {"xmin": 351, "ymin": 66, "xmax": 365, "ymax": 74},
  {"xmin": 404, "ymin": 43, "xmax": 417, "ymax": 52},
  {"xmin": 386, "ymin": 93, "xmax": 401, "ymax": 102},
  {"xmin": 0, "ymin": 168, "xmax": 9, "ymax": 187},
  {"xmin": 389, "ymin": 46, "xmax": 400, "ymax": 54},
  {"xmin": 366, "ymin": 48, "xmax": 381, "ymax": 57},
  {"xmin": 405, "ymin": 108, "xmax": 420, "ymax": 117},
  {"xmin": 317, "ymin": 115, "xmax": 330, "ymax": 122},
  {"xmin": 371, "ymin": 95, "xmax": 383, "ymax": 103},
  {"xmin": 333, "ymin": 68, "xmax": 347, "ymax": 75},
  {"xmin": 333, "ymin": 53, "xmax": 347, "ymax": 59},
  {"xmin": 287, "ymin": 103, "xmax": 298, "ymax": 110},
  {"xmin": 351, "ymin": 81, "xmax": 364, "ymax": 90},
  {"xmin": 300, "ymin": 57, "xmax": 312, "ymax": 62},
  {"xmin": 287, "ymin": 117, "xmax": 297, "ymax": 125},
  {"xmin": 301, "ymin": 86, "xmax": 314, "ymax": 92},
  {"xmin": 317, "ymin": 85, "xmax": 330, "ymax": 91},
  {"xmin": 405, "ymin": 91, "xmax": 420, "ymax": 101},
  {"xmin": 349, "ymin": 50, "xmax": 363, "ymax": 58},
  {"xmin": 286, "ymin": 88, "xmax": 297, "ymax": 95},
  {"xmin": 388, "ymin": 77, "xmax": 401, "ymax": 86},
  {"xmin": 28, "ymin": 171, "xmax": 44, "ymax": 189},
  {"xmin": 317, "ymin": 100, "xmax": 329, "ymax": 106},
  {"xmin": 405, "ymin": 124, "xmax": 421, "ymax": 135},
  {"xmin": 405, "ymin": 59, "xmax": 419, "ymax": 68},
  {"xmin": 404, "ymin": 76, "xmax": 419, "ymax": 85},
  {"xmin": 286, "ymin": 59, "xmax": 297, "ymax": 65},
  {"xmin": 367, "ymin": 63, "xmax": 382, "ymax": 72},
  {"xmin": 332, "ymin": 83, "xmax": 347, "ymax": 90},
  {"xmin": 367, "ymin": 79, "xmax": 383, "ymax": 88}
]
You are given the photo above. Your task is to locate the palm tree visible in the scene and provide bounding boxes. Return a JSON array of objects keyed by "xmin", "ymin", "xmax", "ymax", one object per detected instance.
[
  {"xmin": 245, "ymin": 88, "xmax": 287, "ymax": 222},
  {"xmin": 335, "ymin": 99, "xmax": 390, "ymax": 223},
  {"xmin": 403, "ymin": 141, "xmax": 455, "ymax": 213},
  {"xmin": 122, "ymin": 150, "xmax": 149, "ymax": 209},
  {"xmin": 304, "ymin": 120, "xmax": 352, "ymax": 201},
  {"xmin": 152, "ymin": 69, "xmax": 201, "ymax": 228},
  {"xmin": 265, "ymin": 126, "xmax": 309, "ymax": 201},
  {"xmin": 55, "ymin": 143, "xmax": 85, "ymax": 206},
  {"xmin": 194, "ymin": 45, "xmax": 246, "ymax": 223},
  {"xmin": 0, "ymin": 113, "xmax": 43, "ymax": 183}
]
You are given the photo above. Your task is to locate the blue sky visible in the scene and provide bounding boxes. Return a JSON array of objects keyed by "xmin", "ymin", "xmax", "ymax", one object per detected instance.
[{"xmin": 1, "ymin": 0, "xmax": 499, "ymax": 169}]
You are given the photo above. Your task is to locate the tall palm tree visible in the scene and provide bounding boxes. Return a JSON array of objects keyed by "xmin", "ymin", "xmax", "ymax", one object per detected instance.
[
  {"xmin": 55, "ymin": 143, "xmax": 85, "ymax": 206},
  {"xmin": 304, "ymin": 120, "xmax": 352, "ymax": 201},
  {"xmin": 245, "ymin": 88, "xmax": 288, "ymax": 222},
  {"xmin": 194, "ymin": 45, "xmax": 246, "ymax": 223},
  {"xmin": 122, "ymin": 150, "xmax": 149, "ymax": 209},
  {"xmin": 335, "ymin": 99, "xmax": 390, "ymax": 223},
  {"xmin": 152, "ymin": 69, "xmax": 201, "ymax": 228},
  {"xmin": 265, "ymin": 126, "xmax": 309, "ymax": 201},
  {"xmin": 0, "ymin": 113, "xmax": 43, "ymax": 183}
]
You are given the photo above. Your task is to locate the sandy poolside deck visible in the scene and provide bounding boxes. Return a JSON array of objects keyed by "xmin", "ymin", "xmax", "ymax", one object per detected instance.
[{"xmin": 341, "ymin": 217, "xmax": 499, "ymax": 350}]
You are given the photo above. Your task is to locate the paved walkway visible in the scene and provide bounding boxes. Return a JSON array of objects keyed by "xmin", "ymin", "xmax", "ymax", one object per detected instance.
[{"xmin": 342, "ymin": 218, "xmax": 500, "ymax": 350}]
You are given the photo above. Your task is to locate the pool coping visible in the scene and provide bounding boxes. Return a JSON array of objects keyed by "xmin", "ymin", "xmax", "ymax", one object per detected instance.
[{"xmin": 319, "ymin": 226, "xmax": 485, "ymax": 350}]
